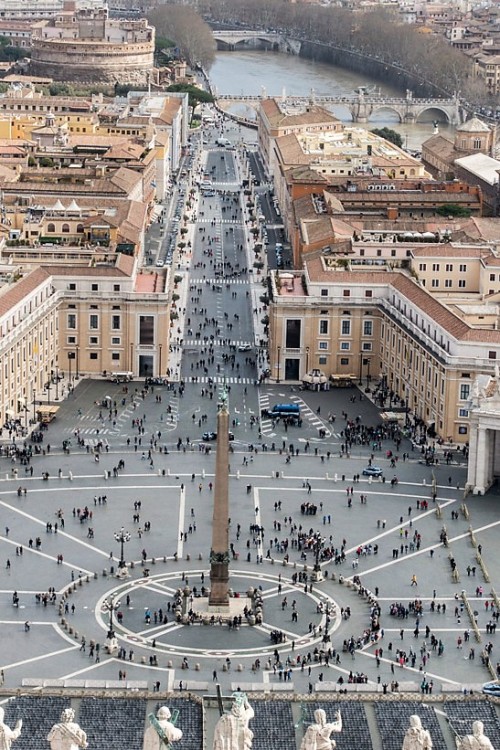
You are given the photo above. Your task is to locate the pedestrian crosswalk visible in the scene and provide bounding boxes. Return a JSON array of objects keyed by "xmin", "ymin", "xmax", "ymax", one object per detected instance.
[
  {"xmin": 182, "ymin": 375, "xmax": 255, "ymax": 385},
  {"xmin": 197, "ymin": 218, "xmax": 238, "ymax": 225},
  {"xmin": 189, "ymin": 278, "xmax": 249, "ymax": 285},
  {"xmin": 183, "ymin": 339, "xmax": 254, "ymax": 348},
  {"xmin": 289, "ymin": 394, "xmax": 332, "ymax": 438}
]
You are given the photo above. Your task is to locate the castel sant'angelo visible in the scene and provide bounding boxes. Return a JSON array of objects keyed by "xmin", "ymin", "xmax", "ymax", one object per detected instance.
[{"xmin": 30, "ymin": 1, "xmax": 155, "ymax": 83}]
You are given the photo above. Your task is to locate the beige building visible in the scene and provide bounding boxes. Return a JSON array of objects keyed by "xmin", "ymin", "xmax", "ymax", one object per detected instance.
[
  {"xmin": 269, "ymin": 246, "xmax": 500, "ymax": 444},
  {"xmin": 0, "ymin": 254, "xmax": 170, "ymax": 426}
]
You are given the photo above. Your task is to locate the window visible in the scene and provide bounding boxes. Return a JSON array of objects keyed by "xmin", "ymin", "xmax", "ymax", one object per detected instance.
[
  {"xmin": 67, "ymin": 314, "xmax": 76, "ymax": 330},
  {"xmin": 319, "ymin": 320, "xmax": 328, "ymax": 335},
  {"xmin": 139, "ymin": 315, "xmax": 155, "ymax": 346},
  {"xmin": 362, "ymin": 342, "xmax": 372, "ymax": 351},
  {"xmin": 431, "ymin": 279, "xmax": 439, "ymax": 288},
  {"xmin": 419, "ymin": 264, "xmax": 427, "ymax": 271},
  {"xmin": 340, "ymin": 342, "xmax": 350, "ymax": 351},
  {"xmin": 67, "ymin": 336, "xmax": 76, "ymax": 344},
  {"xmin": 446, "ymin": 264, "xmax": 453, "ymax": 272},
  {"xmin": 490, "ymin": 273, "xmax": 496, "ymax": 282},
  {"xmin": 285, "ymin": 319, "xmax": 301, "ymax": 348},
  {"xmin": 47, "ymin": 223, "xmax": 55, "ymax": 233},
  {"xmin": 432, "ymin": 263, "xmax": 440, "ymax": 271},
  {"xmin": 489, "ymin": 351, "xmax": 497, "ymax": 359},
  {"xmin": 62, "ymin": 223, "xmax": 70, "ymax": 233},
  {"xmin": 365, "ymin": 290, "xmax": 372, "ymax": 298},
  {"xmin": 113, "ymin": 284, "xmax": 121, "ymax": 292},
  {"xmin": 341, "ymin": 319, "xmax": 351, "ymax": 336},
  {"xmin": 112, "ymin": 315, "xmax": 121, "ymax": 331},
  {"xmin": 320, "ymin": 288, "xmax": 328, "ymax": 297},
  {"xmin": 89, "ymin": 314, "xmax": 99, "ymax": 330},
  {"xmin": 76, "ymin": 223, "xmax": 84, "ymax": 234},
  {"xmin": 459, "ymin": 408, "xmax": 469, "ymax": 417},
  {"xmin": 111, "ymin": 337, "xmax": 120, "ymax": 345},
  {"xmin": 458, "ymin": 280, "xmax": 466, "ymax": 288},
  {"xmin": 458, "ymin": 426, "xmax": 468, "ymax": 435},
  {"xmin": 89, "ymin": 352, "xmax": 98, "ymax": 360},
  {"xmin": 444, "ymin": 279, "xmax": 452, "ymax": 288},
  {"xmin": 89, "ymin": 336, "xmax": 98, "ymax": 345},
  {"xmin": 340, "ymin": 358, "xmax": 349, "ymax": 366},
  {"xmin": 68, "ymin": 283, "xmax": 76, "ymax": 291},
  {"xmin": 363, "ymin": 320, "xmax": 373, "ymax": 336},
  {"xmin": 343, "ymin": 290, "xmax": 350, "ymax": 297},
  {"xmin": 319, "ymin": 342, "xmax": 328, "ymax": 350},
  {"xmin": 460, "ymin": 384, "xmax": 470, "ymax": 400},
  {"xmin": 91, "ymin": 283, "xmax": 98, "ymax": 292},
  {"xmin": 319, "ymin": 356, "xmax": 327, "ymax": 365},
  {"xmin": 459, "ymin": 264, "xmax": 466, "ymax": 272},
  {"xmin": 112, "ymin": 352, "xmax": 120, "ymax": 361}
]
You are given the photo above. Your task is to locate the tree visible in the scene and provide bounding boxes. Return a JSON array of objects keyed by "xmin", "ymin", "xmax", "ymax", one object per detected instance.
[
  {"xmin": 147, "ymin": 5, "xmax": 216, "ymax": 70},
  {"xmin": 436, "ymin": 204, "xmax": 471, "ymax": 218},
  {"xmin": 371, "ymin": 127, "xmax": 403, "ymax": 148}
]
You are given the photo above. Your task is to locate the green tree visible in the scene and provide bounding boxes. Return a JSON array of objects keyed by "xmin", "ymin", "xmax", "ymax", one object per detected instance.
[
  {"xmin": 371, "ymin": 127, "xmax": 404, "ymax": 148},
  {"xmin": 436, "ymin": 204, "xmax": 471, "ymax": 218},
  {"xmin": 147, "ymin": 5, "xmax": 216, "ymax": 69}
]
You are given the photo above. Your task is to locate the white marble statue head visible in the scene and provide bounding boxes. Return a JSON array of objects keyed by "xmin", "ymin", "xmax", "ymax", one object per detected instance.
[
  {"xmin": 314, "ymin": 709, "xmax": 326, "ymax": 726},
  {"xmin": 409, "ymin": 715, "xmax": 422, "ymax": 729},
  {"xmin": 472, "ymin": 721, "xmax": 484, "ymax": 736},
  {"xmin": 0, "ymin": 708, "xmax": 4, "ymax": 723},
  {"xmin": 157, "ymin": 707, "xmax": 172, "ymax": 721},
  {"xmin": 60, "ymin": 709, "xmax": 75, "ymax": 724}
]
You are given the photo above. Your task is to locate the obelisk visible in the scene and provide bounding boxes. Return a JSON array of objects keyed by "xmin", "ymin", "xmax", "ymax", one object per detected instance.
[{"xmin": 209, "ymin": 386, "xmax": 230, "ymax": 607}]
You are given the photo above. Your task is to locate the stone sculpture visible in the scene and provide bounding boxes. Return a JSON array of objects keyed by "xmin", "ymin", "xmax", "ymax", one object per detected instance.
[
  {"xmin": 402, "ymin": 715, "xmax": 433, "ymax": 750},
  {"xmin": 213, "ymin": 693, "xmax": 254, "ymax": 750},
  {"xmin": 0, "ymin": 707, "xmax": 22, "ymax": 750},
  {"xmin": 48, "ymin": 708, "xmax": 88, "ymax": 750},
  {"xmin": 455, "ymin": 721, "xmax": 494, "ymax": 750},
  {"xmin": 300, "ymin": 709, "xmax": 342, "ymax": 750},
  {"xmin": 143, "ymin": 707, "xmax": 183, "ymax": 750}
]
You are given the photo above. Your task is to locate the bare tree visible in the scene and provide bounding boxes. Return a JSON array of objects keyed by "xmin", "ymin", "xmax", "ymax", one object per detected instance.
[{"xmin": 148, "ymin": 4, "xmax": 216, "ymax": 69}]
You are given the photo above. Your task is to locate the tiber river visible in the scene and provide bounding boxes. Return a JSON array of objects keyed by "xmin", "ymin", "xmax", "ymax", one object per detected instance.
[{"xmin": 210, "ymin": 49, "xmax": 454, "ymax": 150}]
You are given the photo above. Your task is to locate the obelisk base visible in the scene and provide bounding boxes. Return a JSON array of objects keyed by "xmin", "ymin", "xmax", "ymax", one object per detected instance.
[{"xmin": 209, "ymin": 560, "xmax": 230, "ymax": 607}]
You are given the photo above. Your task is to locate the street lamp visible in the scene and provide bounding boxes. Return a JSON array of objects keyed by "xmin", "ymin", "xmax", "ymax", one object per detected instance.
[
  {"xmin": 46, "ymin": 378, "xmax": 51, "ymax": 406},
  {"xmin": 305, "ymin": 346, "xmax": 310, "ymax": 374},
  {"xmin": 130, "ymin": 342, "xmax": 134, "ymax": 374},
  {"xmin": 32, "ymin": 389, "xmax": 36, "ymax": 422},
  {"xmin": 366, "ymin": 358, "xmax": 371, "ymax": 383},
  {"xmin": 55, "ymin": 365, "xmax": 59, "ymax": 401},
  {"xmin": 114, "ymin": 527, "xmax": 131, "ymax": 569},
  {"xmin": 102, "ymin": 594, "xmax": 121, "ymax": 639},
  {"xmin": 359, "ymin": 354, "xmax": 364, "ymax": 386},
  {"xmin": 276, "ymin": 345, "xmax": 281, "ymax": 384},
  {"xmin": 75, "ymin": 346, "xmax": 80, "ymax": 380},
  {"xmin": 68, "ymin": 352, "xmax": 73, "ymax": 384},
  {"xmin": 159, "ymin": 343, "xmax": 163, "ymax": 377}
]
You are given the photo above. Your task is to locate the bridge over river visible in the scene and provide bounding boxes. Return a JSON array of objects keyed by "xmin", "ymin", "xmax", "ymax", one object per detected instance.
[{"xmin": 216, "ymin": 91, "xmax": 463, "ymax": 125}]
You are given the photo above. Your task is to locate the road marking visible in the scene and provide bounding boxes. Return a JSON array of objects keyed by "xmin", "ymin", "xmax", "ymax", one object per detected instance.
[{"xmin": 177, "ymin": 484, "xmax": 186, "ymax": 558}]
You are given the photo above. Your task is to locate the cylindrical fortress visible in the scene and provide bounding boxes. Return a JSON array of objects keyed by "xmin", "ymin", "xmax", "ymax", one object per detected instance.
[{"xmin": 30, "ymin": 6, "xmax": 155, "ymax": 83}]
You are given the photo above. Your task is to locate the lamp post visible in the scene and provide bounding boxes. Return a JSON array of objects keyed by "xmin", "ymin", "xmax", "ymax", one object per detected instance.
[
  {"xmin": 159, "ymin": 343, "xmax": 163, "ymax": 377},
  {"xmin": 68, "ymin": 352, "xmax": 73, "ymax": 385},
  {"xmin": 405, "ymin": 388, "xmax": 410, "ymax": 426},
  {"xmin": 305, "ymin": 346, "xmax": 310, "ymax": 374},
  {"xmin": 276, "ymin": 345, "xmax": 281, "ymax": 384},
  {"xmin": 114, "ymin": 527, "xmax": 131, "ymax": 569},
  {"xmin": 102, "ymin": 594, "xmax": 121, "ymax": 639},
  {"xmin": 367, "ymin": 358, "xmax": 371, "ymax": 384},
  {"xmin": 32, "ymin": 390, "xmax": 36, "ymax": 422},
  {"xmin": 359, "ymin": 354, "xmax": 364, "ymax": 386},
  {"xmin": 75, "ymin": 346, "xmax": 80, "ymax": 379},
  {"xmin": 46, "ymin": 378, "xmax": 51, "ymax": 406},
  {"xmin": 130, "ymin": 342, "xmax": 134, "ymax": 374},
  {"xmin": 55, "ymin": 365, "xmax": 59, "ymax": 401}
]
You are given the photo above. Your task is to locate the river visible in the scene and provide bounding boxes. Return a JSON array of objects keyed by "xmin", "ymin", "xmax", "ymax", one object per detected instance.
[{"xmin": 210, "ymin": 50, "xmax": 454, "ymax": 149}]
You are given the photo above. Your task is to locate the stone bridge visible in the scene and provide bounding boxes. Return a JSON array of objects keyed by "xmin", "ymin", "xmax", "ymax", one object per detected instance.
[
  {"xmin": 216, "ymin": 91, "xmax": 463, "ymax": 125},
  {"xmin": 213, "ymin": 29, "xmax": 282, "ymax": 50}
]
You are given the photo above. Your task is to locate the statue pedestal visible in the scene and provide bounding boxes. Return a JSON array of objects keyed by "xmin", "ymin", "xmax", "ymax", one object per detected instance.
[
  {"xmin": 105, "ymin": 636, "xmax": 119, "ymax": 654},
  {"xmin": 116, "ymin": 566, "xmax": 130, "ymax": 579},
  {"xmin": 190, "ymin": 596, "xmax": 252, "ymax": 624},
  {"xmin": 311, "ymin": 569, "xmax": 324, "ymax": 582}
]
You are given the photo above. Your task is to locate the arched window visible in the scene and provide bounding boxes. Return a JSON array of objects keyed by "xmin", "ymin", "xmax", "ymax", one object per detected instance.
[
  {"xmin": 76, "ymin": 223, "xmax": 84, "ymax": 234},
  {"xmin": 47, "ymin": 223, "xmax": 55, "ymax": 233},
  {"xmin": 62, "ymin": 223, "xmax": 70, "ymax": 233}
]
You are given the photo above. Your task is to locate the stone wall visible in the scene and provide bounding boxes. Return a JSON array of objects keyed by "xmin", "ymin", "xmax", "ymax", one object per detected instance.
[{"xmin": 30, "ymin": 39, "xmax": 154, "ymax": 82}]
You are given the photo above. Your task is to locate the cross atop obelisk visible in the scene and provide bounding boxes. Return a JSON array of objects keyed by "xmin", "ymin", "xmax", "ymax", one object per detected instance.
[{"xmin": 208, "ymin": 383, "xmax": 230, "ymax": 607}]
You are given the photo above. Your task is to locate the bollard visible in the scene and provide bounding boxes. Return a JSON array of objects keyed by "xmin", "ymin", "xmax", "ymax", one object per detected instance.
[
  {"xmin": 236, "ymin": 470, "xmax": 240, "ymax": 480},
  {"xmin": 168, "ymin": 468, "xmax": 171, "ymax": 476},
  {"xmin": 103, "ymin": 471, "xmax": 107, "ymax": 480},
  {"xmin": 69, "ymin": 471, "xmax": 73, "ymax": 481}
]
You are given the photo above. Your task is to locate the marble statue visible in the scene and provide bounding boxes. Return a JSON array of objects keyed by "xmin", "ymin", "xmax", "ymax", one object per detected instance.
[
  {"xmin": 213, "ymin": 693, "xmax": 254, "ymax": 750},
  {"xmin": 455, "ymin": 721, "xmax": 494, "ymax": 750},
  {"xmin": 300, "ymin": 709, "xmax": 342, "ymax": 750},
  {"xmin": 402, "ymin": 715, "xmax": 433, "ymax": 750},
  {"xmin": 47, "ymin": 709, "xmax": 88, "ymax": 750},
  {"xmin": 144, "ymin": 707, "xmax": 182, "ymax": 750},
  {"xmin": 0, "ymin": 707, "xmax": 22, "ymax": 750}
]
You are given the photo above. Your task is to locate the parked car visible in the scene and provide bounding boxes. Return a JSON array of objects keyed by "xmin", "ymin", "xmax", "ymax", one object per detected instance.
[
  {"xmin": 362, "ymin": 466, "xmax": 383, "ymax": 477},
  {"xmin": 202, "ymin": 431, "xmax": 234, "ymax": 442},
  {"xmin": 482, "ymin": 681, "xmax": 500, "ymax": 696}
]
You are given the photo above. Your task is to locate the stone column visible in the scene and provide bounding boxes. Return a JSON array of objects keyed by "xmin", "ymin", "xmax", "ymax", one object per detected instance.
[
  {"xmin": 209, "ymin": 399, "xmax": 230, "ymax": 607},
  {"xmin": 474, "ymin": 427, "xmax": 488, "ymax": 495}
]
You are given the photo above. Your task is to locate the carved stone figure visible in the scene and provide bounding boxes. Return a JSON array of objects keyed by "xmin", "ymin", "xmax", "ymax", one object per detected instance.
[
  {"xmin": 144, "ymin": 707, "xmax": 182, "ymax": 750},
  {"xmin": 0, "ymin": 707, "xmax": 22, "ymax": 750},
  {"xmin": 455, "ymin": 721, "xmax": 494, "ymax": 750},
  {"xmin": 300, "ymin": 709, "xmax": 342, "ymax": 750},
  {"xmin": 47, "ymin": 709, "xmax": 88, "ymax": 750},
  {"xmin": 213, "ymin": 693, "xmax": 254, "ymax": 750},
  {"xmin": 402, "ymin": 715, "xmax": 433, "ymax": 750}
]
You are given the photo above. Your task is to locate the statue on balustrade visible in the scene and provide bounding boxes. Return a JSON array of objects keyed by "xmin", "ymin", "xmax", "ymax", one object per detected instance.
[
  {"xmin": 402, "ymin": 715, "xmax": 433, "ymax": 750},
  {"xmin": 213, "ymin": 693, "xmax": 254, "ymax": 750},
  {"xmin": 48, "ymin": 708, "xmax": 87, "ymax": 750},
  {"xmin": 300, "ymin": 708, "xmax": 342, "ymax": 750}
]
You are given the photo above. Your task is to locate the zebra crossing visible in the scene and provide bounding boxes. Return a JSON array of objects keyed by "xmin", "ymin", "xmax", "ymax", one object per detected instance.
[
  {"xmin": 288, "ymin": 394, "xmax": 332, "ymax": 438},
  {"xmin": 258, "ymin": 393, "xmax": 274, "ymax": 435},
  {"xmin": 183, "ymin": 339, "xmax": 254, "ymax": 348},
  {"xmin": 197, "ymin": 218, "xmax": 237, "ymax": 225},
  {"xmin": 182, "ymin": 375, "xmax": 255, "ymax": 385}
]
